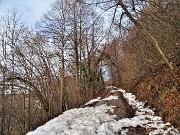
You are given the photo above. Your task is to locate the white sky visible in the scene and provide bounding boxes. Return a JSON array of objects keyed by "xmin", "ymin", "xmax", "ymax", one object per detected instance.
[{"xmin": 0, "ymin": 0, "xmax": 56, "ymax": 26}]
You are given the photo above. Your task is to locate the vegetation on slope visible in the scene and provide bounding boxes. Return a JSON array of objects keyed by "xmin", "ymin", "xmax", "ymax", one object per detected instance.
[
  {"xmin": 0, "ymin": 0, "xmax": 179, "ymax": 134},
  {"xmin": 104, "ymin": 0, "xmax": 180, "ymax": 130},
  {"xmin": 132, "ymin": 66, "xmax": 180, "ymax": 130}
]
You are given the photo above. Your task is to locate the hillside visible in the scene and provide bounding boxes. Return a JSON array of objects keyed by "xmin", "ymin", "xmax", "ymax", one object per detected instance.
[
  {"xmin": 0, "ymin": 1, "xmax": 179, "ymax": 135},
  {"xmin": 26, "ymin": 86, "xmax": 179, "ymax": 135},
  {"xmin": 125, "ymin": 66, "xmax": 180, "ymax": 131}
]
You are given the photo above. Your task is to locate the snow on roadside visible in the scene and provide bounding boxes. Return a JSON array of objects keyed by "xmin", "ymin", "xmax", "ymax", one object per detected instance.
[
  {"xmin": 102, "ymin": 95, "xmax": 118, "ymax": 101},
  {"xmin": 84, "ymin": 97, "xmax": 101, "ymax": 106},
  {"xmin": 109, "ymin": 86, "xmax": 179, "ymax": 135},
  {"xmin": 27, "ymin": 86, "xmax": 180, "ymax": 135},
  {"xmin": 84, "ymin": 95, "xmax": 118, "ymax": 106},
  {"xmin": 27, "ymin": 105, "xmax": 117, "ymax": 135}
]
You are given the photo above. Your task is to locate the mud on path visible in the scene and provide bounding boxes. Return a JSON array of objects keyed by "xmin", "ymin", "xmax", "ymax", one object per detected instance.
[
  {"xmin": 83, "ymin": 86, "xmax": 179, "ymax": 135},
  {"xmin": 27, "ymin": 86, "xmax": 179, "ymax": 135},
  {"xmin": 83, "ymin": 88, "xmax": 148, "ymax": 134}
]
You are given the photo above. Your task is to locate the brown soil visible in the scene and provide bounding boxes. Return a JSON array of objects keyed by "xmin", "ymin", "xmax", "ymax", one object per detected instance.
[
  {"xmin": 118, "ymin": 126, "xmax": 148, "ymax": 135},
  {"xmin": 85, "ymin": 90, "xmax": 151, "ymax": 135}
]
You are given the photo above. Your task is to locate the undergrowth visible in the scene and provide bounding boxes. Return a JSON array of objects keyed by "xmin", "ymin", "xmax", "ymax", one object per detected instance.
[{"xmin": 128, "ymin": 66, "xmax": 180, "ymax": 130}]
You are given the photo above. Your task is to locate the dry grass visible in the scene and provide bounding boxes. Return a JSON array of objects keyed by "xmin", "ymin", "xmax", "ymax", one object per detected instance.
[{"xmin": 132, "ymin": 67, "xmax": 180, "ymax": 130}]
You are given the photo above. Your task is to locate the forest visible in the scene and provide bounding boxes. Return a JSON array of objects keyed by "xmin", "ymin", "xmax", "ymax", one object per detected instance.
[{"xmin": 0, "ymin": 0, "xmax": 179, "ymax": 134}]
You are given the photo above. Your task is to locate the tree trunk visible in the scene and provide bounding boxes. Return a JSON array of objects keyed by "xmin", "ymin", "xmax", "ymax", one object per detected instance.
[
  {"xmin": 73, "ymin": 2, "xmax": 79, "ymax": 82},
  {"xmin": 117, "ymin": 1, "xmax": 174, "ymax": 70}
]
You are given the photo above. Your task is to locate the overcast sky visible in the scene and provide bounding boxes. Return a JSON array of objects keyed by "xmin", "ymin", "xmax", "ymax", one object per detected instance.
[{"xmin": 0, "ymin": 0, "xmax": 56, "ymax": 26}]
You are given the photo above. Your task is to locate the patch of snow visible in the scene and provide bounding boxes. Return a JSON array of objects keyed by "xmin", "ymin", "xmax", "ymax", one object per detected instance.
[
  {"xmin": 27, "ymin": 87, "xmax": 180, "ymax": 135},
  {"xmin": 111, "ymin": 88, "xmax": 180, "ymax": 135},
  {"xmin": 102, "ymin": 95, "xmax": 118, "ymax": 101},
  {"xmin": 84, "ymin": 97, "xmax": 101, "ymax": 106},
  {"xmin": 27, "ymin": 105, "xmax": 117, "ymax": 135},
  {"xmin": 121, "ymin": 129, "xmax": 129, "ymax": 135},
  {"xmin": 84, "ymin": 95, "xmax": 118, "ymax": 106}
]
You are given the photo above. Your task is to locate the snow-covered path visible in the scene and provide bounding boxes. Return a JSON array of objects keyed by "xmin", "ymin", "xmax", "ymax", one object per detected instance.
[{"xmin": 26, "ymin": 86, "xmax": 179, "ymax": 135}]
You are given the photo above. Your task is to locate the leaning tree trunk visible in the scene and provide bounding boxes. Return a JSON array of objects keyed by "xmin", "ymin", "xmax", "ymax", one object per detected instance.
[{"xmin": 117, "ymin": 0, "xmax": 174, "ymax": 70}]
